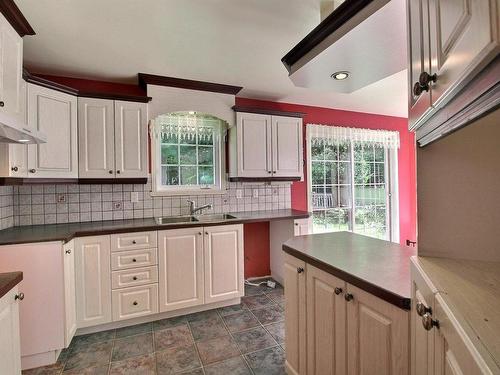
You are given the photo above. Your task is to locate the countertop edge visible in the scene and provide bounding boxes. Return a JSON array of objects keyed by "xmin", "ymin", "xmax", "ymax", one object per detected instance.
[
  {"xmin": 0, "ymin": 272, "xmax": 23, "ymax": 300},
  {"xmin": 283, "ymin": 244, "xmax": 411, "ymax": 310}
]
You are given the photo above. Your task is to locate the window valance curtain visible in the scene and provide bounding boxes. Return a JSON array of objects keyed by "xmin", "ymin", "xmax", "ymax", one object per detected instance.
[
  {"xmin": 307, "ymin": 124, "xmax": 400, "ymax": 149},
  {"xmin": 150, "ymin": 112, "xmax": 227, "ymax": 143}
]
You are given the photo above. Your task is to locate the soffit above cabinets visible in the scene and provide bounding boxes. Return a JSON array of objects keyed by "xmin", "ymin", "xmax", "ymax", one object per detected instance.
[{"xmin": 282, "ymin": 0, "xmax": 407, "ymax": 93}]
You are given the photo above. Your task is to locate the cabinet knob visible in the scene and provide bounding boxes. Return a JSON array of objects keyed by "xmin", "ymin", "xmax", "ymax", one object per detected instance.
[
  {"xmin": 416, "ymin": 302, "xmax": 432, "ymax": 317},
  {"xmin": 11, "ymin": 166, "xmax": 18, "ymax": 172},
  {"xmin": 413, "ymin": 81, "xmax": 423, "ymax": 96},
  {"xmin": 132, "ymin": 240, "xmax": 137, "ymax": 244},
  {"xmin": 296, "ymin": 267, "xmax": 304, "ymax": 274},
  {"xmin": 419, "ymin": 71, "xmax": 437, "ymax": 89},
  {"xmin": 334, "ymin": 287, "xmax": 343, "ymax": 295},
  {"xmin": 268, "ymin": 171, "xmax": 271, "ymax": 174},
  {"xmin": 132, "ymin": 258, "xmax": 137, "ymax": 262},
  {"xmin": 133, "ymin": 301, "xmax": 138, "ymax": 306},
  {"xmin": 109, "ymin": 170, "xmax": 113, "ymax": 174},
  {"xmin": 133, "ymin": 276, "xmax": 138, "ymax": 281},
  {"xmin": 0, "ymin": 101, "xmax": 4, "ymax": 107},
  {"xmin": 29, "ymin": 168, "xmax": 36, "ymax": 173},
  {"xmin": 344, "ymin": 293, "xmax": 354, "ymax": 302},
  {"xmin": 15, "ymin": 292, "xmax": 24, "ymax": 301},
  {"xmin": 422, "ymin": 313, "xmax": 439, "ymax": 331},
  {"xmin": 116, "ymin": 170, "xmax": 121, "ymax": 174},
  {"xmin": 65, "ymin": 249, "xmax": 72, "ymax": 254},
  {"xmin": 273, "ymin": 171, "xmax": 276, "ymax": 173},
  {"xmin": 205, "ymin": 231, "xmax": 209, "ymax": 235},
  {"xmin": 198, "ymin": 232, "xmax": 202, "ymax": 235}
]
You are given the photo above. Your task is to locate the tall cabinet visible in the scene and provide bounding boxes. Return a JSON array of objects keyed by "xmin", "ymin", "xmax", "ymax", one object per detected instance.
[{"xmin": 78, "ymin": 98, "xmax": 148, "ymax": 179}]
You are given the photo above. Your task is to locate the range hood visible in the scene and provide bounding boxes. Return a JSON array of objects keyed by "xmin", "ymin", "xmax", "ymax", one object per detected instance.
[
  {"xmin": 0, "ymin": 110, "xmax": 46, "ymax": 144},
  {"xmin": 282, "ymin": 0, "xmax": 406, "ymax": 93}
]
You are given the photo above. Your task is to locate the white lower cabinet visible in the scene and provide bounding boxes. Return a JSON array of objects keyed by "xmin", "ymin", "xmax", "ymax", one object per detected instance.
[
  {"xmin": 285, "ymin": 254, "xmax": 410, "ymax": 375},
  {"xmin": 0, "ymin": 287, "xmax": 21, "ymax": 375},
  {"xmin": 112, "ymin": 284, "xmax": 158, "ymax": 321},
  {"xmin": 75, "ymin": 235, "xmax": 112, "ymax": 328},
  {"xmin": 63, "ymin": 241, "xmax": 77, "ymax": 347}
]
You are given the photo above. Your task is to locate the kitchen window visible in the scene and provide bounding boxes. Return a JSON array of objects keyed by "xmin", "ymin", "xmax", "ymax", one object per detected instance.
[
  {"xmin": 151, "ymin": 112, "xmax": 227, "ymax": 194},
  {"xmin": 307, "ymin": 124, "xmax": 399, "ymax": 242}
]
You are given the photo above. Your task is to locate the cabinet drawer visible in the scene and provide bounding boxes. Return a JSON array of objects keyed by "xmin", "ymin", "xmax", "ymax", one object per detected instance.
[
  {"xmin": 111, "ymin": 248, "xmax": 157, "ymax": 270},
  {"xmin": 112, "ymin": 284, "xmax": 158, "ymax": 321},
  {"xmin": 111, "ymin": 231, "xmax": 157, "ymax": 252},
  {"xmin": 112, "ymin": 266, "xmax": 158, "ymax": 289}
]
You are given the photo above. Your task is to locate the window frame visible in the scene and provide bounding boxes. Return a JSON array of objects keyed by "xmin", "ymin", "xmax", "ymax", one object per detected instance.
[
  {"xmin": 150, "ymin": 113, "xmax": 227, "ymax": 196},
  {"xmin": 306, "ymin": 133, "xmax": 399, "ymax": 243}
]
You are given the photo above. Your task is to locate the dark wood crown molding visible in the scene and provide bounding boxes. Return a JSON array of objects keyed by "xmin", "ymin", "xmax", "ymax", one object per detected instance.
[
  {"xmin": 0, "ymin": 0, "xmax": 35, "ymax": 37},
  {"xmin": 232, "ymin": 105, "xmax": 306, "ymax": 118},
  {"xmin": 138, "ymin": 73, "xmax": 243, "ymax": 96},
  {"xmin": 23, "ymin": 70, "xmax": 152, "ymax": 103},
  {"xmin": 281, "ymin": 0, "xmax": 376, "ymax": 73}
]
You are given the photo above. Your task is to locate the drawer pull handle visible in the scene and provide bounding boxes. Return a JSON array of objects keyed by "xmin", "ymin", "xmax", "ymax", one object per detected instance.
[
  {"xmin": 344, "ymin": 293, "xmax": 354, "ymax": 302},
  {"xmin": 65, "ymin": 249, "xmax": 72, "ymax": 254},
  {"xmin": 133, "ymin": 276, "xmax": 138, "ymax": 281},
  {"xmin": 109, "ymin": 170, "xmax": 113, "ymax": 174},
  {"xmin": 29, "ymin": 168, "xmax": 36, "ymax": 173},
  {"xmin": 15, "ymin": 293, "xmax": 24, "ymax": 301},
  {"xmin": 334, "ymin": 287, "xmax": 343, "ymax": 295},
  {"xmin": 133, "ymin": 301, "xmax": 138, "ymax": 306},
  {"xmin": 132, "ymin": 240, "xmax": 137, "ymax": 244},
  {"xmin": 422, "ymin": 313, "xmax": 439, "ymax": 331},
  {"xmin": 132, "ymin": 258, "xmax": 137, "ymax": 262},
  {"xmin": 11, "ymin": 166, "xmax": 18, "ymax": 172},
  {"xmin": 416, "ymin": 302, "xmax": 432, "ymax": 317}
]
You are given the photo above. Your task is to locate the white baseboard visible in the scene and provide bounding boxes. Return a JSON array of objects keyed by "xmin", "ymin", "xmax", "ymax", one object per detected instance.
[{"xmin": 22, "ymin": 350, "xmax": 58, "ymax": 371}]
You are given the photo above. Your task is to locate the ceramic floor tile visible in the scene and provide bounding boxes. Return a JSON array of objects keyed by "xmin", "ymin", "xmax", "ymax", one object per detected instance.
[
  {"xmin": 153, "ymin": 315, "xmax": 188, "ymax": 331},
  {"xmin": 232, "ymin": 326, "xmax": 277, "ymax": 354},
  {"xmin": 115, "ymin": 322, "xmax": 152, "ymax": 339},
  {"xmin": 185, "ymin": 309, "xmax": 220, "ymax": 323},
  {"xmin": 111, "ymin": 333, "xmax": 154, "ymax": 362},
  {"xmin": 245, "ymin": 346, "xmax": 286, "ymax": 375},
  {"xmin": 222, "ymin": 310, "xmax": 260, "ymax": 333},
  {"xmin": 218, "ymin": 302, "xmax": 248, "ymax": 317},
  {"xmin": 265, "ymin": 289, "xmax": 285, "ymax": 304},
  {"xmin": 156, "ymin": 344, "xmax": 202, "ymax": 374},
  {"xmin": 154, "ymin": 324, "xmax": 193, "ymax": 351},
  {"xmin": 241, "ymin": 294, "xmax": 273, "ymax": 310},
  {"xmin": 62, "ymin": 365, "xmax": 109, "ymax": 374},
  {"xmin": 109, "ymin": 353, "xmax": 156, "ymax": 374},
  {"xmin": 177, "ymin": 369, "xmax": 204, "ymax": 375},
  {"xmin": 196, "ymin": 335, "xmax": 240, "ymax": 365},
  {"xmin": 251, "ymin": 305, "xmax": 285, "ymax": 325},
  {"xmin": 203, "ymin": 356, "xmax": 251, "ymax": 375},
  {"xmin": 70, "ymin": 329, "xmax": 116, "ymax": 351},
  {"xmin": 22, "ymin": 363, "xmax": 64, "ymax": 375},
  {"xmin": 244, "ymin": 284, "xmax": 266, "ymax": 296},
  {"xmin": 264, "ymin": 321, "xmax": 285, "ymax": 344},
  {"xmin": 189, "ymin": 316, "xmax": 228, "ymax": 341},
  {"xmin": 64, "ymin": 341, "xmax": 114, "ymax": 372}
]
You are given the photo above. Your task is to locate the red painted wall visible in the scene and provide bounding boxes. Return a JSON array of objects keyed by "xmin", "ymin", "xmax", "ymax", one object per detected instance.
[
  {"xmin": 236, "ymin": 97, "xmax": 417, "ymax": 246},
  {"xmin": 243, "ymin": 222, "xmax": 270, "ymax": 278}
]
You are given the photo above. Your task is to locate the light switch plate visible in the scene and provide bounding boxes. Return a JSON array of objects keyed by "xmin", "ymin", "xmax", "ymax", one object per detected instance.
[
  {"xmin": 253, "ymin": 189, "xmax": 259, "ymax": 198},
  {"xmin": 236, "ymin": 189, "xmax": 243, "ymax": 199}
]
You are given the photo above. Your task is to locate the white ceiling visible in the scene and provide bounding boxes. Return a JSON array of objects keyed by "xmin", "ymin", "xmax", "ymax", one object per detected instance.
[{"xmin": 16, "ymin": 0, "xmax": 408, "ymax": 117}]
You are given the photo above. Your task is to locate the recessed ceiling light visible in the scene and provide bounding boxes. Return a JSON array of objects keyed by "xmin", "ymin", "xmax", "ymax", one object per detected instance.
[
  {"xmin": 18, "ymin": 139, "xmax": 30, "ymax": 143},
  {"xmin": 331, "ymin": 71, "xmax": 350, "ymax": 80}
]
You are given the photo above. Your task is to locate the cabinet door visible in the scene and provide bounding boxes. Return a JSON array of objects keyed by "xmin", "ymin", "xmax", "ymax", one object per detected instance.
[
  {"xmin": 114, "ymin": 101, "xmax": 148, "ymax": 178},
  {"xmin": 78, "ymin": 98, "xmax": 115, "ymax": 178},
  {"xmin": 63, "ymin": 241, "xmax": 76, "ymax": 347},
  {"xmin": 433, "ymin": 294, "xmax": 490, "ymax": 375},
  {"xmin": 306, "ymin": 265, "xmax": 346, "ymax": 375},
  {"xmin": 236, "ymin": 112, "xmax": 272, "ymax": 177},
  {"xmin": 0, "ymin": 143, "xmax": 27, "ymax": 177},
  {"xmin": 27, "ymin": 84, "xmax": 78, "ymax": 178},
  {"xmin": 428, "ymin": 0, "xmax": 499, "ymax": 110},
  {"xmin": 346, "ymin": 283, "xmax": 410, "ymax": 375},
  {"xmin": 284, "ymin": 253, "xmax": 307, "ymax": 375},
  {"xmin": 158, "ymin": 228, "xmax": 204, "ymax": 312},
  {"xmin": 271, "ymin": 115, "xmax": 303, "ymax": 178},
  {"xmin": 407, "ymin": 0, "xmax": 433, "ymax": 130},
  {"xmin": 203, "ymin": 224, "xmax": 244, "ymax": 304},
  {"xmin": 0, "ymin": 13, "xmax": 23, "ymax": 122},
  {"xmin": 0, "ymin": 287, "xmax": 21, "ymax": 375},
  {"xmin": 75, "ymin": 236, "xmax": 112, "ymax": 328}
]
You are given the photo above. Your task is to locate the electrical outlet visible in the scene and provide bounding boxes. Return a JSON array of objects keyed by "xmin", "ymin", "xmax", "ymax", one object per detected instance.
[
  {"xmin": 113, "ymin": 202, "xmax": 122, "ymax": 210},
  {"xmin": 57, "ymin": 194, "xmax": 66, "ymax": 203},
  {"xmin": 272, "ymin": 188, "xmax": 278, "ymax": 195},
  {"xmin": 253, "ymin": 189, "xmax": 259, "ymax": 198},
  {"xmin": 236, "ymin": 189, "xmax": 243, "ymax": 199},
  {"xmin": 131, "ymin": 192, "xmax": 139, "ymax": 203}
]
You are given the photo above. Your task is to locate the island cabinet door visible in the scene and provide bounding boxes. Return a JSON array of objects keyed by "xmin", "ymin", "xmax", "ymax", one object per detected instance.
[
  {"xmin": 75, "ymin": 235, "xmax": 112, "ymax": 328},
  {"xmin": 346, "ymin": 283, "xmax": 410, "ymax": 375},
  {"xmin": 158, "ymin": 228, "xmax": 204, "ymax": 312},
  {"xmin": 283, "ymin": 253, "xmax": 307, "ymax": 375},
  {"xmin": 306, "ymin": 264, "xmax": 347, "ymax": 375}
]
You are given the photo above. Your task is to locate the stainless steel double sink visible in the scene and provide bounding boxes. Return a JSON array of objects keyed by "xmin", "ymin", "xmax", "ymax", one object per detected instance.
[{"xmin": 155, "ymin": 214, "xmax": 237, "ymax": 225}]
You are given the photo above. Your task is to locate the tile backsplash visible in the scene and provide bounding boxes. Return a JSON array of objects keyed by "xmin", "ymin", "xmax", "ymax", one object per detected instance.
[{"xmin": 6, "ymin": 178, "xmax": 292, "ymax": 227}]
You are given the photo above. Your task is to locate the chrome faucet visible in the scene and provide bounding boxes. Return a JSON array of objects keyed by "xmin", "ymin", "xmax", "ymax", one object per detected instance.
[{"xmin": 187, "ymin": 200, "xmax": 213, "ymax": 215}]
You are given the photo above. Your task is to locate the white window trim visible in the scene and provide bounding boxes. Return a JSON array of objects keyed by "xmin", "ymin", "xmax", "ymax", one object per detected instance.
[
  {"xmin": 306, "ymin": 127, "xmax": 400, "ymax": 243},
  {"xmin": 150, "ymin": 117, "xmax": 228, "ymax": 196}
]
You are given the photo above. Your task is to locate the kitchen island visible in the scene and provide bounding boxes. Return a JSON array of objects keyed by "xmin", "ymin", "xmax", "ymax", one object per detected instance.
[{"xmin": 282, "ymin": 231, "xmax": 415, "ymax": 375}]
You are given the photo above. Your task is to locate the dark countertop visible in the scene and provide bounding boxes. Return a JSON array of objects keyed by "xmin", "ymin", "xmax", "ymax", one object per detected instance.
[
  {"xmin": 0, "ymin": 209, "xmax": 310, "ymax": 246},
  {"xmin": 0, "ymin": 272, "xmax": 23, "ymax": 299},
  {"xmin": 283, "ymin": 231, "xmax": 416, "ymax": 310}
]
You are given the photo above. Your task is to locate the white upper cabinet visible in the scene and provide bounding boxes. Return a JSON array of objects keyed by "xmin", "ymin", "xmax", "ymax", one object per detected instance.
[
  {"xmin": 78, "ymin": 97, "xmax": 148, "ymax": 179},
  {"xmin": 114, "ymin": 100, "xmax": 148, "ymax": 178},
  {"xmin": 407, "ymin": 0, "xmax": 499, "ymax": 130},
  {"xmin": 27, "ymin": 84, "xmax": 78, "ymax": 178},
  {"xmin": 0, "ymin": 12, "xmax": 24, "ymax": 123},
  {"xmin": 230, "ymin": 111, "xmax": 303, "ymax": 180}
]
